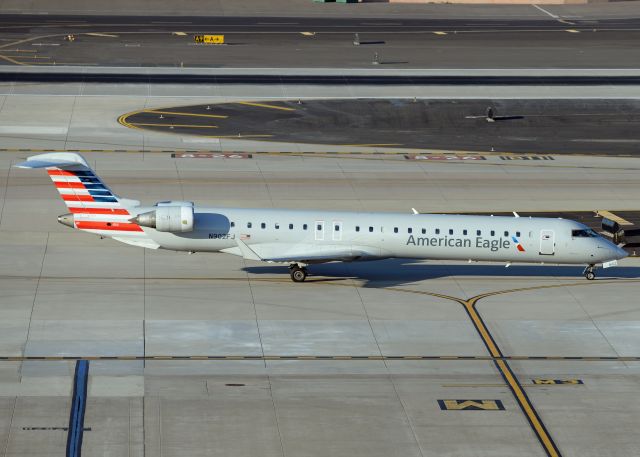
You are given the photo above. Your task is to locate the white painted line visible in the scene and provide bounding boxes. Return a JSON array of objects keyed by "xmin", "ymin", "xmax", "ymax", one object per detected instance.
[
  {"xmin": 172, "ymin": 32, "xmax": 187, "ymax": 36},
  {"xmin": 86, "ymin": 33, "xmax": 119, "ymax": 38}
]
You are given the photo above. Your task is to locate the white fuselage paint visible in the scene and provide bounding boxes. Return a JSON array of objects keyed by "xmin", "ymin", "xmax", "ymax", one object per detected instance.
[{"xmin": 128, "ymin": 206, "xmax": 626, "ymax": 266}]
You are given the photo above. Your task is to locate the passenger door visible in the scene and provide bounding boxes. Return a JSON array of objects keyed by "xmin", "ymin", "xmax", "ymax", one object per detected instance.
[{"xmin": 539, "ymin": 230, "xmax": 555, "ymax": 255}]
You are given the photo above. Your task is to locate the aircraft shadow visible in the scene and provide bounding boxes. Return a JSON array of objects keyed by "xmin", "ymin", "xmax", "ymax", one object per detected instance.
[{"xmin": 243, "ymin": 258, "xmax": 640, "ymax": 288}]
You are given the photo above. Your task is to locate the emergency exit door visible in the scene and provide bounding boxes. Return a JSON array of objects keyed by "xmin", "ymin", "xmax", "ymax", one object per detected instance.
[{"xmin": 539, "ymin": 230, "xmax": 555, "ymax": 255}]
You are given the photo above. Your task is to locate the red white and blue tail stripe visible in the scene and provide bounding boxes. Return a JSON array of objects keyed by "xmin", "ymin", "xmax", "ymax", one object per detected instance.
[{"xmin": 15, "ymin": 153, "xmax": 145, "ymax": 237}]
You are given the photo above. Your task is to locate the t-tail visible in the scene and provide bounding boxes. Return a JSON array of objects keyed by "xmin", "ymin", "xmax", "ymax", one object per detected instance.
[{"xmin": 15, "ymin": 153, "xmax": 147, "ymax": 238}]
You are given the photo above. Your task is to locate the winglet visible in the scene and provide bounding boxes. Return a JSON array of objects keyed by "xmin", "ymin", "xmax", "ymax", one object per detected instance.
[
  {"xmin": 513, "ymin": 211, "xmax": 520, "ymax": 218},
  {"xmin": 411, "ymin": 208, "xmax": 419, "ymax": 215}
]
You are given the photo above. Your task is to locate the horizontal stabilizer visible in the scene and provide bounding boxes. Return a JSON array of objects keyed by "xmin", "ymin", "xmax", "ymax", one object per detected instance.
[{"xmin": 14, "ymin": 152, "xmax": 89, "ymax": 169}]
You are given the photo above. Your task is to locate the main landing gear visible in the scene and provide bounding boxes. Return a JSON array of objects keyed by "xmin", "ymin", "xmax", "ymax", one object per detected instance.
[
  {"xmin": 289, "ymin": 264, "xmax": 308, "ymax": 282},
  {"xmin": 583, "ymin": 264, "xmax": 596, "ymax": 280}
]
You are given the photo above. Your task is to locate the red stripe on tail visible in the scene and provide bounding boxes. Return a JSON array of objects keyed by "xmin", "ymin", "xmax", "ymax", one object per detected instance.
[
  {"xmin": 62, "ymin": 194, "xmax": 94, "ymax": 202},
  {"xmin": 55, "ymin": 182, "xmax": 86, "ymax": 189}
]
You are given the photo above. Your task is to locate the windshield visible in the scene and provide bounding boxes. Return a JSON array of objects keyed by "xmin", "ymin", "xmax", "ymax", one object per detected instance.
[{"xmin": 571, "ymin": 228, "xmax": 599, "ymax": 238}]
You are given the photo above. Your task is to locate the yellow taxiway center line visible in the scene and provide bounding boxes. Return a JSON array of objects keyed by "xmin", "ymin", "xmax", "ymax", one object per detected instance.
[
  {"xmin": 130, "ymin": 123, "xmax": 218, "ymax": 128},
  {"xmin": 596, "ymin": 210, "xmax": 633, "ymax": 226},
  {"xmin": 237, "ymin": 101, "xmax": 296, "ymax": 111},
  {"xmin": 143, "ymin": 110, "xmax": 228, "ymax": 119},
  {"xmin": 0, "ymin": 54, "xmax": 27, "ymax": 65}
]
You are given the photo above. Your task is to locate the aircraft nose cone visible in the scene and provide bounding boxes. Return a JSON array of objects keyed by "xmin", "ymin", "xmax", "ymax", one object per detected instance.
[{"xmin": 57, "ymin": 213, "xmax": 74, "ymax": 228}]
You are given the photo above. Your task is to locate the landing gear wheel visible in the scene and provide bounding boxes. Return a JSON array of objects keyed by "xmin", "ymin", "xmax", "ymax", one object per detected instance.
[
  {"xmin": 290, "ymin": 265, "xmax": 307, "ymax": 283},
  {"xmin": 583, "ymin": 264, "xmax": 596, "ymax": 280}
]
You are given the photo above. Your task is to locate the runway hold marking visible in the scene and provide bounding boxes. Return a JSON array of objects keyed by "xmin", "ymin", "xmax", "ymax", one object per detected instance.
[
  {"xmin": 500, "ymin": 155, "xmax": 554, "ymax": 161},
  {"xmin": 0, "ymin": 355, "xmax": 638, "ymax": 361},
  {"xmin": 236, "ymin": 102, "xmax": 296, "ymax": 111},
  {"xmin": 532, "ymin": 379, "xmax": 584, "ymax": 385},
  {"xmin": 596, "ymin": 210, "xmax": 633, "ymax": 226},
  {"xmin": 438, "ymin": 400, "xmax": 505, "ymax": 411},
  {"xmin": 143, "ymin": 110, "xmax": 228, "ymax": 119}
]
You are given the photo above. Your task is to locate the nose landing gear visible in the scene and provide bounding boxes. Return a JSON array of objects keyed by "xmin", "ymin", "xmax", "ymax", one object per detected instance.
[
  {"xmin": 583, "ymin": 264, "xmax": 596, "ymax": 280},
  {"xmin": 289, "ymin": 264, "xmax": 308, "ymax": 282}
]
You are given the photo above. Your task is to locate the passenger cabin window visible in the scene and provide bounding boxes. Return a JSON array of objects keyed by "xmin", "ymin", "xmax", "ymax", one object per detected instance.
[
  {"xmin": 477, "ymin": 230, "xmax": 481, "ymax": 236},
  {"xmin": 463, "ymin": 229, "xmax": 468, "ymax": 235},
  {"xmin": 421, "ymin": 228, "xmax": 426, "ymax": 234},
  {"xmin": 572, "ymin": 229, "xmax": 598, "ymax": 238},
  {"xmin": 261, "ymin": 223, "xmax": 266, "ymax": 229},
  {"xmin": 334, "ymin": 224, "xmax": 340, "ymax": 231},
  {"xmin": 289, "ymin": 224, "xmax": 293, "ymax": 230},
  {"xmin": 369, "ymin": 226, "xmax": 374, "ymax": 233},
  {"xmin": 303, "ymin": 224, "xmax": 308, "ymax": 230},
  {"xmin": 435, "ymin": 229, "xmax": 440, "ymax": 235},
  {"xmin": 247, "ymin": 222, "xmax": 252, "ymax": 228},
  {"xmin": 230, "ymin": 222, "xmax": 235, "ymax": 228},
  {"xmin": 275, "ymin": 223, "xmax": 280, "ymax": 230},
  {"xmin": 394, "ymin": 227, "xmax": 398, "ymax": 233},
  {"xmin": 504, "ymin": 231, "xmax": 509, "ymax": 237},
  {"xmin": 356, "ymin": 226, "xmax": 360, "ymax": 232},
  {"xmin": 317, "ymin": 224, "xmax": 322, "ymax": 231},
  {"xmin": 408, "ymin": 228, "xmax": 412, "ymax": 234},
  {"xmin": 516, "ymin": 231, "xmax": 521, "ymax": 237},
  {"xmin": 490, "ymin": 230, "xmax": 495, "ymax": 236},
  {"xmin": 449, "ymin": 229, "xmax": 453, "ymax": 235}
]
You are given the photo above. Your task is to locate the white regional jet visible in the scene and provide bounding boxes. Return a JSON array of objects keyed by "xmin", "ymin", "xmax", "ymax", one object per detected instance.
[{"xmin": 16, "ymin": 152, "xmax": 627, "ymax": 282}]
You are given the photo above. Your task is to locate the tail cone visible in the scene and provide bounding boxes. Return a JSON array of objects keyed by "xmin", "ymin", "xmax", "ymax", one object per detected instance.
[{"xmin": 57, "ymin": 213, "xmax": 74, "ymax": 228}]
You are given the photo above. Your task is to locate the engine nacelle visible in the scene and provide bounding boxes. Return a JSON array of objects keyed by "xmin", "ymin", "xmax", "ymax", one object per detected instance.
[{"xmin": 133, "ymin": 204, "xmax": 194, "ymax": 232}]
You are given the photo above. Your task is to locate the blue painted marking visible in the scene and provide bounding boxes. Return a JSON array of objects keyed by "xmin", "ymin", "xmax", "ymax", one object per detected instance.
[
  {"xmin": 71, "ymin": 171, "xmax": 94, "ymax": 177},
  {"xmin": 88, "ymin": 190, "xmax": 112, "ymax": 196},
  {"xmin": 79, "ymin": 177, "xmax": 101, "ymax": 184},
  {"xmin": 66, "ymin": 360, "xmax": 89, "ymax": 457},
  {"xmin": 83, "ymin": 184, "xmax": 107, "ymax": 190},
  {"xmin": 92, "ymin": 197, "xmax": 118, "ymax": 203}
]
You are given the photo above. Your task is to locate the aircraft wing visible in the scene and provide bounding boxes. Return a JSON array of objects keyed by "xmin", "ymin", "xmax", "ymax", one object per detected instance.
[{"xmin": 225, "ymin": 239, "xmax": 384, "ymax": 264}]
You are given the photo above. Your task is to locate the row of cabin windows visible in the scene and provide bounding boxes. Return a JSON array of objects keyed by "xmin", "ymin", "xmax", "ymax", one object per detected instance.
[{"xmin": 230, "ymin": 221, "xmax": 520, "ymax": 238}]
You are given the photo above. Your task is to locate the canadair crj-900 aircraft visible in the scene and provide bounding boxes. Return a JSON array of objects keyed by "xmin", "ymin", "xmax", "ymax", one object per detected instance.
[{"xmin": 17, "ymin": 153, "xmax": 627, "ymax": 282}]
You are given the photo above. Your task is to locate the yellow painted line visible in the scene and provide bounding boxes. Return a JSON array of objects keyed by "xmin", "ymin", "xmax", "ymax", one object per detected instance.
[
  {"xmin": 143, "ymin": 110, "xmax": 228, "ymax": 119},
  {"xmin": 86, "ymin": 32, "xmax": 119, "ymax": 38},
  {"xmin": 237, "ymin": 101, "xmax": 295, "ymax": 111},
  {"xmin": 464, "ymin": 302, "xmax": 501, "ymax": 357},
  {"xmin": 433, "ymin": 31, "xmax": 447, "ymax": 35},
  {"xmin": 173, "ymin": 32, "xmax": 187, "ymax": 36},
  {"xmin": 596, "ymin": 210, "xmax": 633, "ymax": 226},
  {"xmin": 201, "ymin": 134, "xmax": 274, "ymax": 139},
  {"xmin": 130, "ymin": 123, "xmax": 218, "ymax": 129},
  {"xmin": 339, "ymin": 143, "xmax": 403, "ymax": 147},
  {"xmin": 496, "ymin": 359, "xmax": 560, "ymax": 456},
  {"xmin": 565, "ymin": 29, "xmax": 580, "ymax": 33},
  {"xmin": 0, "ymin": 54, "xmax": 27, "ymax": 65}
]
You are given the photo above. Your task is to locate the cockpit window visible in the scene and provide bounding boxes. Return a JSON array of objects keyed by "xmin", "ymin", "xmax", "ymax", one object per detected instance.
[{"xmin": 572, "ymin": 229, "xmax": 598, "ymax": 238}]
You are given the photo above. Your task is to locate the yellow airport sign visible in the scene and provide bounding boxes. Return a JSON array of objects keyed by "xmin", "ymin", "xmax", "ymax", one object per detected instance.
[
  {"xmin": 438, "ymin": 400, "xmax": 505, "ymax": 411},
  {"xmin": 194, "ymin": 35, "xmax": 225, "ymax": 44}
]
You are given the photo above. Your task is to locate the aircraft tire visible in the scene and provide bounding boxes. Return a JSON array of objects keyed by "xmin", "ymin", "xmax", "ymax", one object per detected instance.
[
  {"xmin": 290, "ymin": 267, "xmax": 307, "ymax": 282},
  {"xmin": 585, "ymin": 271, "xmax": 596, "ymax": 280}
]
